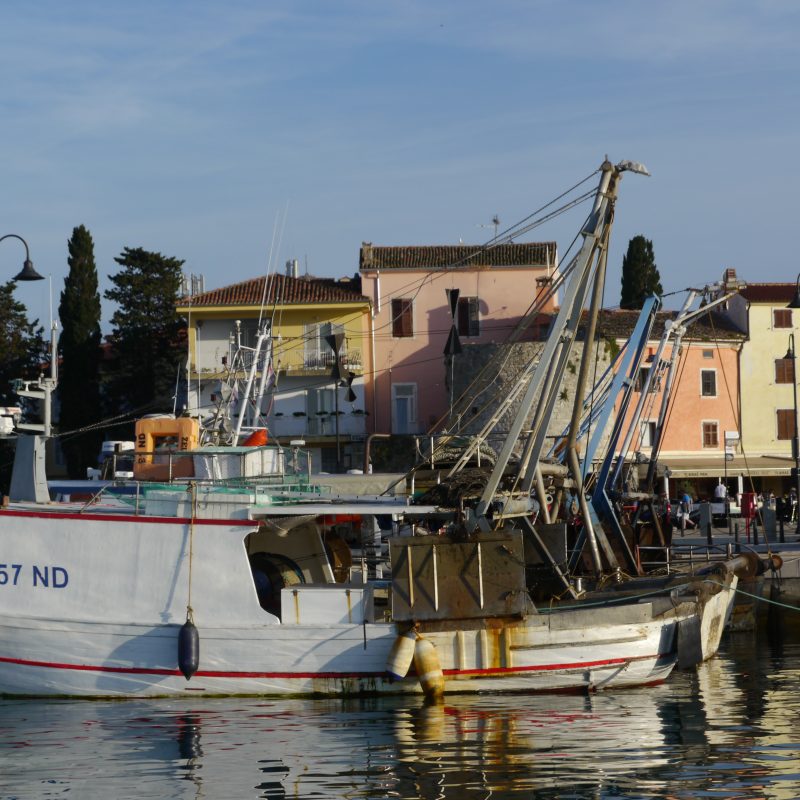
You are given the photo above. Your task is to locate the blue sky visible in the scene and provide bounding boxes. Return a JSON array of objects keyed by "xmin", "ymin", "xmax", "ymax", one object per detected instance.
[{"xmin": 1, "ymin": 0, "xmax": 799, "ymax": 329}]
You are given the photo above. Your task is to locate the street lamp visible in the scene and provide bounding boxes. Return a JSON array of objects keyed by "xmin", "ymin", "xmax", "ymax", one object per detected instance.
[
  {"xmin": 0, "ymin": 234, "xmax": 45, "ymax": 281},
  {"xmin": 788, "ymin": 272, "xmax": 800, "ymax": 311},
  {"xmin": 784, "ymin": 332, "xmax": 800, "ymax": 535}
]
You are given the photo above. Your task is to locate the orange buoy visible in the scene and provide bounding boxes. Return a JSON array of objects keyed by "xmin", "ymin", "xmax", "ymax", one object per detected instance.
[{"xmin": 243, "ymin": 429, "xmax": 268, "ymax": 446}]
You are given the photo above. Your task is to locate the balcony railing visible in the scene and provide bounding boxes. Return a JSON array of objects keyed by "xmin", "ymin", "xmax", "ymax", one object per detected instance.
[{"xmin": 295, "ymin": 349, "xmax": 363, "ymax": 372}]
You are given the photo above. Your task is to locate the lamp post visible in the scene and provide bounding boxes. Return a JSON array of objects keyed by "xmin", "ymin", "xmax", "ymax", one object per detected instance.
[
  {"xmin": 1, "ymin": 234, "xmax": 49, "ymax": 437},
  {"xmin": 784, "ymin": 332, "xmax": 800, "ymax": 535},
  {"xmin": 0, "ymin": 234, "xmax": 45, "ymax": 281},
  {"xmin": 787, "ymin": 281, "xmax": 800, "ymax": 533}
]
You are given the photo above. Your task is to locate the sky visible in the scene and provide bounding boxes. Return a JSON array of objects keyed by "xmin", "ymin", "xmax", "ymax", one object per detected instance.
[{"xmin": 1, "ymin": 0, "xmax": 799, "ymax": 331}]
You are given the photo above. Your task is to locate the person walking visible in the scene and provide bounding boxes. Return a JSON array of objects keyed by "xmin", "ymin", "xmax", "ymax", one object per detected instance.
[{"xmin": 680, "ymin": 490, "xmax": 694, "ymax": 534}]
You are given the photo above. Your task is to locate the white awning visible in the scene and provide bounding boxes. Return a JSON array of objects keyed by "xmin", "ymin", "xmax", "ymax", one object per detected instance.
[{"xmin": 658, "ymin": 455, "xmax": 792, "ymax": 479}]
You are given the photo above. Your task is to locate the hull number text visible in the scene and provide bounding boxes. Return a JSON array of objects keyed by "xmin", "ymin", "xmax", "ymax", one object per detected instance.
[{"xmin": 0, "ymin": 564, "xmax": 69, "ymax": 588}]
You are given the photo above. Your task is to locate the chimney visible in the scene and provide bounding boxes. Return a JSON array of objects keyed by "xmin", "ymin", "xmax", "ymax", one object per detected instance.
[
  {"xmin": 286, "ymin": 259, "xmax": 299, "ymax": 279},
  {"xmin": 361, "ymin": 242, "xmax": 373, "ymax": 269}
]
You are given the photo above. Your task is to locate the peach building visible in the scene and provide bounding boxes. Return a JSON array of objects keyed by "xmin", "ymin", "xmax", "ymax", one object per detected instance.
[
  {"xmin": 359, "ymin": 242, "xmax": 558, "ymax": 435},
  {"xmin": 598, "ymin": 309, "xmax": 745, "ymax": 499}
]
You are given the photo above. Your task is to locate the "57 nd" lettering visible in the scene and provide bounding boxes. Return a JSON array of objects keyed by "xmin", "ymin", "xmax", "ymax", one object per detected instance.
[{"xmin": 0, "ymin": 563, "xmax": 69, "ymax": 588}]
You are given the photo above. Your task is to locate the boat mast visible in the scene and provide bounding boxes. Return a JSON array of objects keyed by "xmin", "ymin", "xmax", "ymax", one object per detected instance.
[{"xmin": 466, "ymin": 159, "xmax": 651, "ymax": 551}]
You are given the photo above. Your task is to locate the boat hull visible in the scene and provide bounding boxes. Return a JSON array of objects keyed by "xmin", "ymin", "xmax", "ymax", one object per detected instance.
[
  {"xmin": 0, "ymin": 610, "xmax": 680, "ymax": 697},
  {"xmin": 0, "ymin": 507, "xmax": 720, "ymax": 698}
]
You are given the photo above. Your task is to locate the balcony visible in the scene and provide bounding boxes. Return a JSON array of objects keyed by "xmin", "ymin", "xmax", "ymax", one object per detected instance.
[
  {"xmin": 287, "ymin": 349, "xmax": 363, "ymax": 375},
  {"xmin": 269, "ymin": 409, "xmax": 368, "ymax": 440}
]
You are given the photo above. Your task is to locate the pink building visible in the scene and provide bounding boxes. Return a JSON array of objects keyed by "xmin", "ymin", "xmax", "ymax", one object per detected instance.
[{"xmin": 359, "ymin": 242, "xmax": 558, "ymax": 435}]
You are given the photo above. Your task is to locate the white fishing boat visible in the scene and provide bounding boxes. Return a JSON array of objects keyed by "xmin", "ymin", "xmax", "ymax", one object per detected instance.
[
  {"xmin": 0, "ymin": 159, "xmax": 740, "ymax": 699},
  {"xmin": 0, "ymin": 483, "xmax": 734, "ymax": 698}
]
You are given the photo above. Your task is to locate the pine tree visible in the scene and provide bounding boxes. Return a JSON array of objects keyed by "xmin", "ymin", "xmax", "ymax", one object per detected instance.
[
  {"xmin": 104, "ymin": 247, "xmax": 186, "ymax": 427},
  {"xmin": 620, "ymin": 235, "xmax": 663, "ymax": 310},
  {"xmin": 58, "ymin": 225, "xmax": 103, "ymax": 478}
]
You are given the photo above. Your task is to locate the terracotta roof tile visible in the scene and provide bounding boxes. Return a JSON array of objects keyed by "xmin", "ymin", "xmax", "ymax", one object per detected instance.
[
  {"xmin": 178, "ymin": 273, "xmax": 368, "ymax": 308},
  {"xmin": 593, "ymin": 309, "xmax": 745, "ymax": 343},
  {"xmin": 359, "ymin": 242, "xmax": 557, "ymax": 270},
  {"xmin": 738, "ymin": 283, "xmax": 796, "ymax": 303}
]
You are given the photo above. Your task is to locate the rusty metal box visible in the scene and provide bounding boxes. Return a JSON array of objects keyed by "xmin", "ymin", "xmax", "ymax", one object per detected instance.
[{"xmin": 389, "ymin": 531, "xmax": 527, "ymax": 622}]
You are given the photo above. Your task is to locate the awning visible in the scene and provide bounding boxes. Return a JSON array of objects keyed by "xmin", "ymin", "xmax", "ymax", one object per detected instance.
[{"xmin": 657, "ymin": 455, "xmax": 792, "ymax": 479}]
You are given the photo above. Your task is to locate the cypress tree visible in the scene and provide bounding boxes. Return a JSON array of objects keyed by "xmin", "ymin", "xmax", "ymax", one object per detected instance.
[
  {"xmin": 58, "ymin": 225, "xmax": 103, "ymax": 478},
  {"xmin": 105, "ymin": 247, "xmax": 186, "ymax": 427},
  {"xmin": 620, "ymin": 235, "xmax": 663, "ymax": 310}
]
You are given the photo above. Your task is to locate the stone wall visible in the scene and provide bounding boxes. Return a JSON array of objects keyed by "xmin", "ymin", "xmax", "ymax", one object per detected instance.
[{"xmin": 448, "ymin": 338, "xmax": 616, "ymax": 459}]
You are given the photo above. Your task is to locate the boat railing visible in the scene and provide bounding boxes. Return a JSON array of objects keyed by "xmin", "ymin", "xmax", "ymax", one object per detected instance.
[
  {"xmin": 634, "ymin": 544, "xmax": 671, "ymax": 574},
  {"xmin": 131, "ymin": 443, "xmax": 311, "ymax": 484},
  {"xmin": 669, "ymin": 542, "xmax": 736, "ymax": 572}
]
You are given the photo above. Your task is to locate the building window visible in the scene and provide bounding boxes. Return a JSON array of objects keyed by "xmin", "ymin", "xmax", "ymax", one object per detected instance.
[
  {"xmin": 702, "ymin": 349, "xmax": 713, "ymax": 359},
  {"xmin": 776, "ymin": 358, "xmax": 795, "ymax": 384},
  {"xmin": 634, "ymin": 366, "xmax": 659, "ymax": 393},
  {"xmin": 391, "ymin": 298, "xmax": 413, "ymax": 337},
  {"xmin": 457, "ymin": 297, "xmax": 480, "ymax": 337},
  {"xmin": 304, "ymin": 322, "xmax": 344, "ymax": 368},
  {"xmin": 306, "ymin": 388, "xmax": 334, "ymax": 435},
  {"xmin": 777, "ymin": 409, "xmax": 796, "ymax": 440},
  {"xmin": 702, "ymin": 421, "xmax": 719, "ymax": 448},
  {"xmin": 700, "ymin": 369, "xmax": 717, "ymax": 397},
  {"xmin": 774, "ymin": 309, "xmax": 793, "ymax": 328},
  {"xmin": 639, "ymin": 420, "xmax": 657, "ymax": 448},
  {"xmin": 392, "ymin": 383, "xmax": 417, "ymax": 434}
]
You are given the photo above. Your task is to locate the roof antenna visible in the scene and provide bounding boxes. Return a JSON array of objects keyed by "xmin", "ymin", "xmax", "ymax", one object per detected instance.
[{"xmin": 478, "ymin": 215, "xmax": 501, "ymax": 240}]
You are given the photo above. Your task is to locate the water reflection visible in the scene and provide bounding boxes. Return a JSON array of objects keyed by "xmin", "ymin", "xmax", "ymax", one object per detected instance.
[{"xmin": 2, "ymin": 617, "xmax": 800, "ymax": 800}]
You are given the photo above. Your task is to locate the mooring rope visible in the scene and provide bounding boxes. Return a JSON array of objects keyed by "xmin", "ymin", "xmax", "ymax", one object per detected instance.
[
  {"xmin": 186, "ymin": 481, "xmax": 196, "ymax": 624},
  {"xmin": 541, "ymin": 577, "xmax": 800, "ymax": 614}
]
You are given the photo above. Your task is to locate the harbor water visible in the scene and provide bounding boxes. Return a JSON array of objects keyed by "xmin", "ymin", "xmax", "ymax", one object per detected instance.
[{"xmin": 2, "ymin": 608, "xmax": 800, "ymax": 799}]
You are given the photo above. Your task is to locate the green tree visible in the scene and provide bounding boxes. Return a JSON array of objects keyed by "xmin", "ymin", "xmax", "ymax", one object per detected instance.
[
  {"xmin": 104, "ymin": 247, "xmax": 186, "ymax": 427},
  {"xmin": 58, "ymin": 225, "xmax": 103, "ymax": 478},
  {"xmin": 0, "ymin": 281, "xmax": 46, "ymax": 492},
  {"xmin": 620, "ymin": 235, "xmax": 663, "ymax": 310}
]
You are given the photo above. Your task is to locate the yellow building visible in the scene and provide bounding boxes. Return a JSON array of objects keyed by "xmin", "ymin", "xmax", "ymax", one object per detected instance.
[
  {"xmin": 719, "ymin": 278, "xmax": 796, "ymax": 494},
  {"xmin": 176, "ymin": 269, "xmax": 372, "ymax": 472}
]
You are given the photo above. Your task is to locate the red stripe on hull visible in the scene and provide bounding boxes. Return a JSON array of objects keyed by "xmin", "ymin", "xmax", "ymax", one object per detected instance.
[
  {"xmin": 0, "ymin": 653, "xmax": 662, "ymax": 680},
  {"xmin": 0, "ymin": 509, "xmax": 255, "ymax": 526}
]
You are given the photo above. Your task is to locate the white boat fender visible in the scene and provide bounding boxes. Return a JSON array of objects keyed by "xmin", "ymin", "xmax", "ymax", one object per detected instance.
[
  {"xmin": 178, "ymin": 618, "xmax": 200, "ymax": 680},
  {"xmin": 385, "ymin": 629, "xmax": 417, "ymax": 681},
  {"xmin": 413, "ymin": 636, "xmax": 444, "ymax": 702}
]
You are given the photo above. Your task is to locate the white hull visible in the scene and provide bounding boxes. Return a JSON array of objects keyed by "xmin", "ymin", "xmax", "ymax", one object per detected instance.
[
  {"xmin": 0, "ymin": 612, "xmax": 679, "ymax": 698},
  {"xmin": 0, "ymin": 506, "xmax": 727, "ymax": 698}
]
